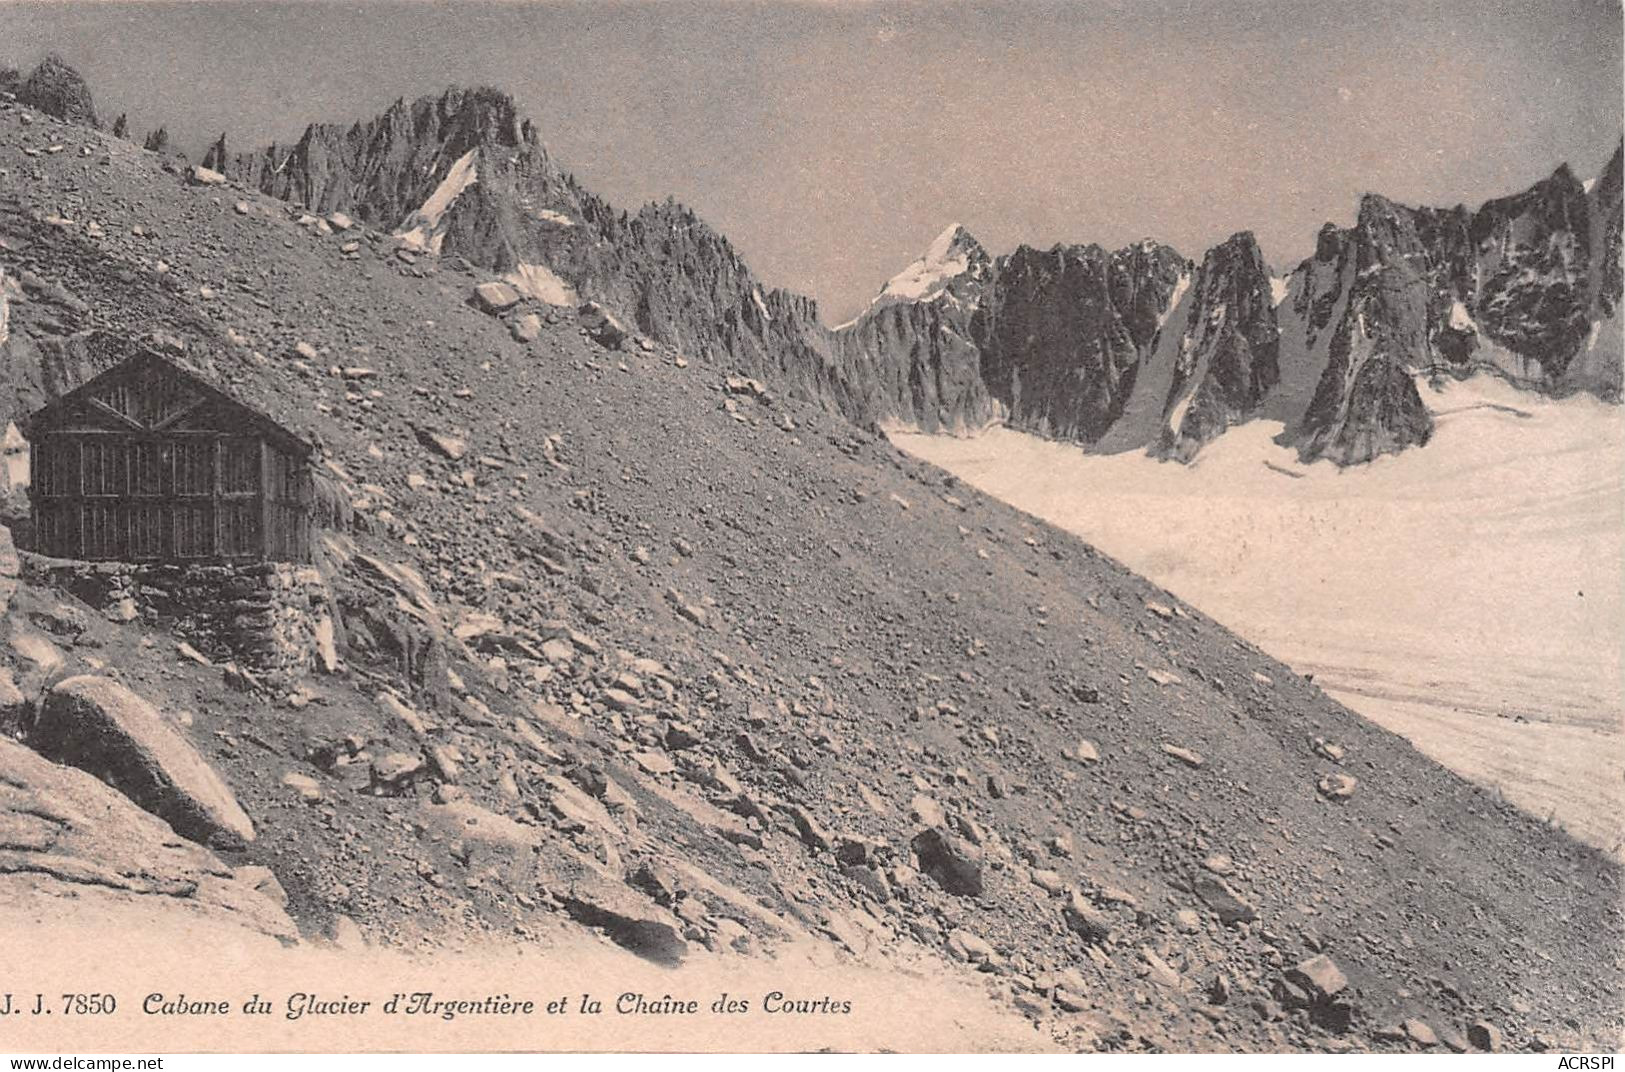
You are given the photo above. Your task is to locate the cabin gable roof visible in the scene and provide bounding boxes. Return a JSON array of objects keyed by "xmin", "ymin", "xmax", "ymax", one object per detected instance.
[{"xmin": 23, "ymin": 347, "xmax": 312, "ymax": 458}]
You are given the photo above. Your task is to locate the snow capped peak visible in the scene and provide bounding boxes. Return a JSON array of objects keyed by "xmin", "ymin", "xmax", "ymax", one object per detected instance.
[
  {"xmin": 925, "ymin": 221, "xmax": 968, "ymax": 256},
  {"xmin": 872, "ymin": 223, "xmax": 987, "ymax": 308}
]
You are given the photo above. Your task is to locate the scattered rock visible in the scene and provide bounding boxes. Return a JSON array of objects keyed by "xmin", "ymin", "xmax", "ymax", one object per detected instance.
[
  {"xmin": 510, "ymin": 313, "xmax": 542, "ymax": 342},
  {"xmin": 1317, "ymin": 772, "xmax": 1359, "ymax": 801},
  {"xmin": 1312, "ymin": 736, "xmax": 1346, "ymax": 763},
  {"xmin": 947, "ymin": 928, "xmax": 996, "ymax": 964},
  {"xmin": 1031, "ymin": 868, "xmax": 1067, "ymax": 896},
  {"xmin": 633, "ymin": 751, "xmax": 676, "ymax": 776},
  {"xmin": 369, "ymin": 752, "xmax": 424, "ymax": 796},
  {"xmin": 1438, "ymin": 1027, "xmax": 1469, "ymax": 1053},
  {"xmin": 1163, "ymin": 743, "xmax": 1205, "ymax": 768},
  {"xmin": 425, "ymin": 743, "xmax": 461, "ymax": 783},
  {"xmin": 909, "ymin": 793, "xmax": 946, "ymax": 828},
  {"xmin": 577, "ymin": 301, "xmax": 628, "ymax": 348},
  {"xmin": 541, "ymin": 857, "xmax": 688, "ymax": 966},
  {"xmin": 782, "ymin": 803, "xmax": 833, "ymax": 852},
  {"xmin": 1140, "ymin": 946, "xmax": 1183, "ymax": 989},
  {"xmin": 1192, "ymin": 873, "xmax": 1258, "ymax": 924},
  {"xmin": 415, "ymin": 426, "xmax": 469, "ymax": 461},
  {"xmin": 1287, "ymin": 954, "xmax": 1348, "ymax": 1003},
  {"xmin": 281, "ymin": 771, "xmax": 322, "ymax": 803}
]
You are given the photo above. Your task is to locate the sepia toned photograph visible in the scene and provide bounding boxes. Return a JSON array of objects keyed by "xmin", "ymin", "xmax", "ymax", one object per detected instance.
[{"xmin": 0, "ymin": 0, "xmax": 1620, "ymax": 1059}]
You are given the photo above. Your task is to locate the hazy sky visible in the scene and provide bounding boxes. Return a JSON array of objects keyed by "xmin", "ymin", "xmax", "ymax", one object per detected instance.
[{"xmin": 8, "ymin": 0, "xmax": 1622, "ymax": 322}]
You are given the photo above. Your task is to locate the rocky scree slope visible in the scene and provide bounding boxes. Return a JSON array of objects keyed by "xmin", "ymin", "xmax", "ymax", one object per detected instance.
[{"xmin": 0, "ymin": 86, "xmax": 1622, "ymax": 1053}]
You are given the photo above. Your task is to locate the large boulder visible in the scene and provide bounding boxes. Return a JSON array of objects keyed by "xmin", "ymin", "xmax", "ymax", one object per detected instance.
[
  {"xmin": 577, "ymin": 302, "xmax": 629, "ymax": 349},
  {"xmin": 187, "ymin": 165, "xmax": 228, "ymax": 187},
  {"xmin": 472, "ymin": 281, "xmax": 522, "ymax": 314},
  {"xmin": 0, "ymin": 737, "xmax": 292, "ymax": 942},
  {"xmin": 30, "ymin": 675, "xmax": 255, "ymax": 846},
  {"xmin": 1287, "ymin": 953, "xmax": 1349, "ymax": 1004},
  {"xmin": 539, "ymin": 852, "xmax": 688, "ymax": 966},
  {"xmin": 1192, "ymin": 872, "xmax": 1259, "ymax": 925},
  {"xmin": 911, "ymin": 826, "xmax": 985, "ymax": 897},
  {"xmin": 1062, "ymin": 890, "xmax": 1115, "ymax": 942},
  {"xmin": 18, "ymin": 54, "xmax": 97, "ymax": 127}
]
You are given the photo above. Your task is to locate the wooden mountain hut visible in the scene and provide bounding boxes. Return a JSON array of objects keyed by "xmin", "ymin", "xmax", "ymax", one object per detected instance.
[{"xmin": 23, "ymin": 347, "xmax": 314, "ymax": 563}]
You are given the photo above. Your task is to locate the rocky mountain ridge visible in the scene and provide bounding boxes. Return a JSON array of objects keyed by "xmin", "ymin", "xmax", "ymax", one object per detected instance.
[
  {"xmin": 842, "ymin": 152, "xmax": 1622, "ymax": 464},
  {"xmin": 7, "ymin": 64, "xmax": 1617, "ymax": 465},
  {"xmin": 210, "ymin": 82, "xmax": 1620, "ymax": 466}
]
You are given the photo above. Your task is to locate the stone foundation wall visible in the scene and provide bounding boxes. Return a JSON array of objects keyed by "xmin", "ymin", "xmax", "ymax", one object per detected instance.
[{"xmin": 24, "ymin": 556, "xmax": 337, "ymax": 681}]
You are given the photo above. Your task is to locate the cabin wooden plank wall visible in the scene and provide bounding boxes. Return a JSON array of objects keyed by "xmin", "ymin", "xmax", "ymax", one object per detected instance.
[{"xmin": 26, "ymin": 350, "xmax": 314, "ymax": 563}]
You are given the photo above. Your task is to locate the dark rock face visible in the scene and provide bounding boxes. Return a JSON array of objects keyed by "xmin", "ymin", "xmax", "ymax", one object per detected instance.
[
  {"xmin": 223, "ymin": 87, "xmax": 539, "ymax": 228},
  {"xmin": 16, "ymin": 55, "xmax": 97, "ymax": 128},
  {"xmin": 1287, "ymin": 151, "xmax": 1622, "ymax": 462},
  {"xmin": 974, "ymin": 241, "xmax": 1188, "ymax": 442},
  {"xmin": 1159, "ymin": 232, "xmax": 1281, "ymax": 459},
  {"xmin": 836, "ymin": 231, "xmax": 1191, "ymax": 442},
  {"xmin": 1595, "ymin": 147, "xmax": 1624, "ymax": 326},
  {"xmin": 557, "ymin": 199, "xmax": 859, "ymax": 412},
  {"xmin": 200, "ymin": 133, "xmax": 228, "ymax": 172},
  {"xmin": 1292, "ymin": 194, "xmax": 1440, "ymax": 464},
  {"xmin": 1470, "ymin": 167, "xmax": 1594, "ymax": 379},
  {"xmin": 838, "ymin": 229, "xmax": 1275, "ymax": 455}
]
